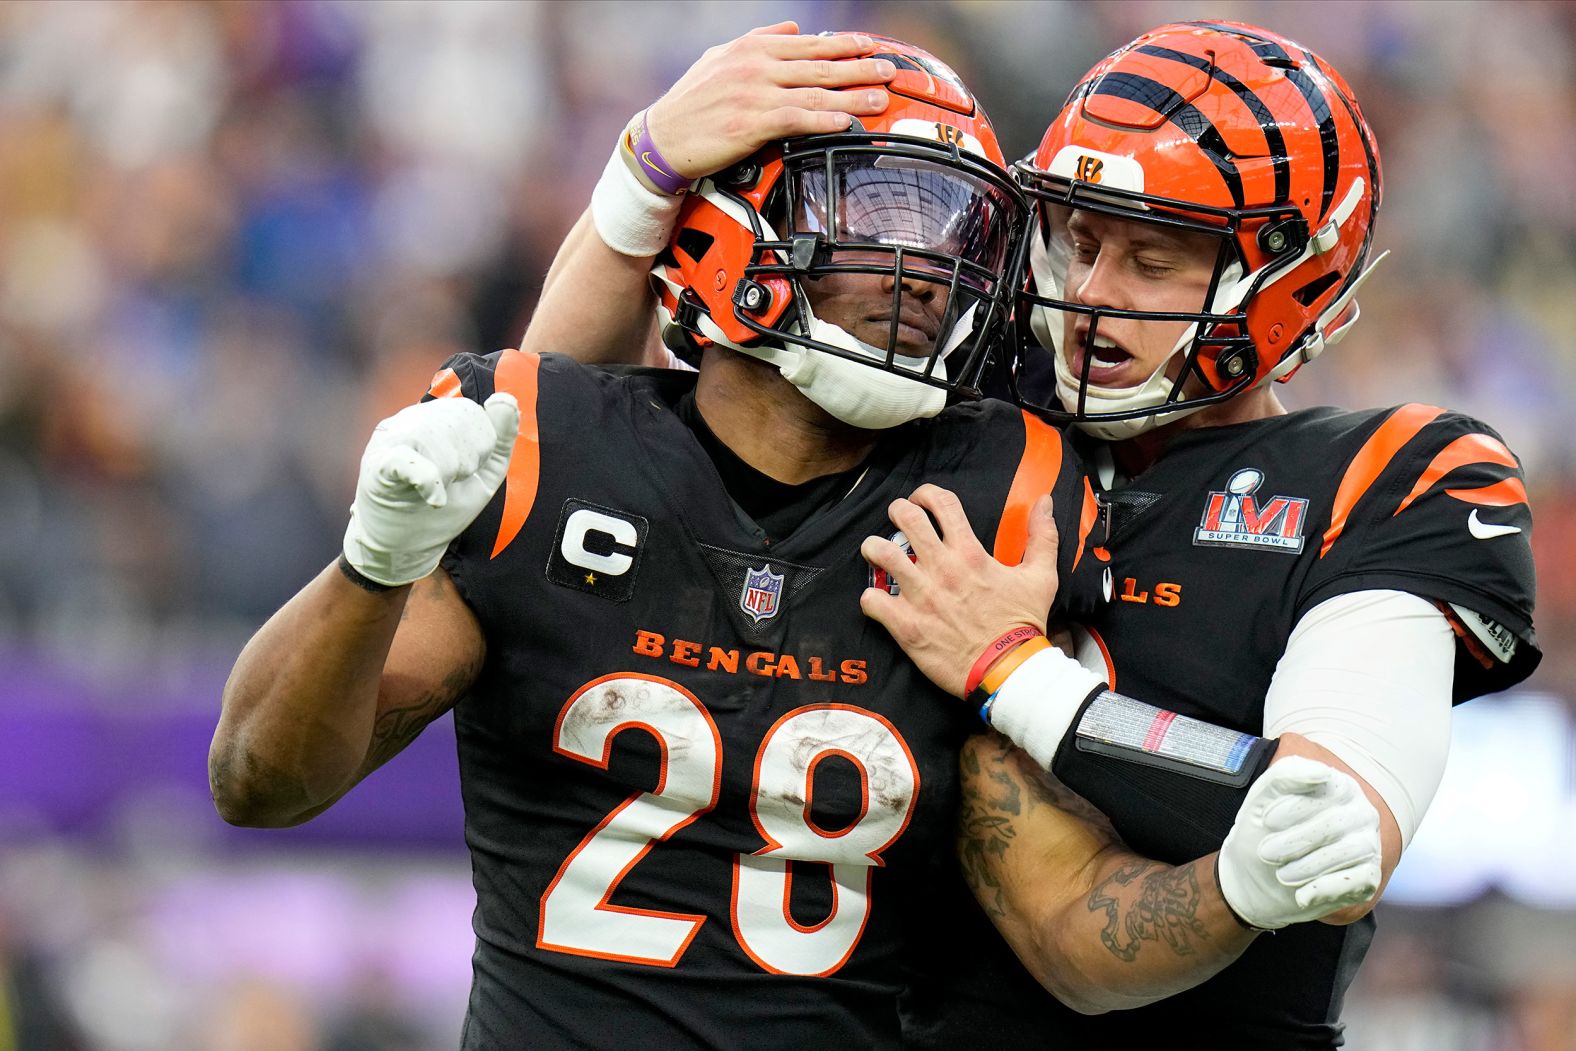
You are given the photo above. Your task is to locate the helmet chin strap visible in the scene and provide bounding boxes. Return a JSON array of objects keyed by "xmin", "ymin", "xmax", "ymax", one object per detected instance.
[
  {"xmin": 1263, "ymin": 249, "xmax": 1390, "ymax": 384},
  {"xmin": 695, "ymin": 301, "xmax": 968, "ymax": 431},
  {"xmin": 1053, "ymin": 348, "xmax": 1191, "ymax": 441},
  {"xmin": 781, "ymin": 315, "xmax": 948, "ymax": 430}
]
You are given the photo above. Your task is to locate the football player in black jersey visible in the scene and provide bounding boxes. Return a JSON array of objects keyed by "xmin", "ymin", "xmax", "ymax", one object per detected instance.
[
  {"xmin": 210, "ymin": 29, "xmax": 1149, "ymax": 1051},
  {"xmin": 863, "ymin": 20, "xmax": 1541, "ymax": 1048}
]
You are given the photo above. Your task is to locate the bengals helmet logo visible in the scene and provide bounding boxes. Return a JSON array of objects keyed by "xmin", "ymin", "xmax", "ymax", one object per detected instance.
[{"xmin": 1074, "ymin": 155, "xmax": 1104, "ymax": 183}]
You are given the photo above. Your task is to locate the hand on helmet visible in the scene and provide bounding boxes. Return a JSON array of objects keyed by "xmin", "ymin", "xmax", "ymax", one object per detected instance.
[
  {"xmin": 646, "ymin": 22, "xmax": 895, "ymax": 180},
  {"xmin": 1216, "ymin": 756, "xmax": 1383, "ymax": 931},
  {"xmin": 342, "ymin": 394, "xmax": 520, "ymax": 587}
]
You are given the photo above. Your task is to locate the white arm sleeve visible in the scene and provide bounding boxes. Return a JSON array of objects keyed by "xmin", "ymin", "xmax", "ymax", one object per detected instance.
[{"xmin": 1262, "ymin": 589, "xmax": 1455, "ymax": 849}]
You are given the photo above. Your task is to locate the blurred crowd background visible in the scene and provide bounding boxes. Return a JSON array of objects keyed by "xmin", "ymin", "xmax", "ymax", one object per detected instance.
[{"xmin": 0, "ymin": 1, "xmax": 1572, "ymax": 1048}]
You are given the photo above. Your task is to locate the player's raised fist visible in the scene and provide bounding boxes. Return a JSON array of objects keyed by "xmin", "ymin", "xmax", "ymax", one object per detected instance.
[
  {"xmin": 342, "ymin": 393, "xmax": 519, "ymax": 587},
  {"xmin": 1216, "ymin": 756, "xmax": 1382, "ymax": 931}
]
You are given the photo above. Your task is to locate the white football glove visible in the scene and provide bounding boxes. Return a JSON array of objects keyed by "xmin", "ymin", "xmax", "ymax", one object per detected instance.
[
  {"xmin": 1216, "ymin": 755, "xmax": 1383, "ymax": 931},
  {"xmin": 341, "ymin": 392, "xmax": 520, "ymax": 587}
]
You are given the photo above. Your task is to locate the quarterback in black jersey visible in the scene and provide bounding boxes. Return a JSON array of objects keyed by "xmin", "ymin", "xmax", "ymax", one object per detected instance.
[
  {"xmin": 212, "ymin": 31, "xmax": 1129, "ymax": 1050},
  {"xmin": 868, "ymin": 20, "xmax": 1541, "ymax": 1050}
]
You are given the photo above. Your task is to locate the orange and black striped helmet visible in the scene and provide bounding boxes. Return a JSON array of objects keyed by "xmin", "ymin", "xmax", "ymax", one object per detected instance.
[
  {"xmin": 1013, "ymin": 21, "xmax": 1384, "ymax": 439},
  {"xmin": 651, "ymin": 35, "xmax": 1028, "ymax": 422}
]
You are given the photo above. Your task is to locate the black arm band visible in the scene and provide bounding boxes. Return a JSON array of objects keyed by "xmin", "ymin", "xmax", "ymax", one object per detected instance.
[
  {"xmin": 1049, "ymin": 691, "xmax": 1279, "ymax": 863},
  {"xmin": 1212, "ymin": 853, "xmax": 1275, "ymax": 933},
  {"xmin": 337, "ymin": 553, "xmax": 398, "ymax": 594}
]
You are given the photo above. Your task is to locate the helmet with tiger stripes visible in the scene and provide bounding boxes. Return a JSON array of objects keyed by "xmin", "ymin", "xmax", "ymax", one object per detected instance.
[{"xmin": 1013, "ymin": 20, "xmax": 1384, "ymax": 440}]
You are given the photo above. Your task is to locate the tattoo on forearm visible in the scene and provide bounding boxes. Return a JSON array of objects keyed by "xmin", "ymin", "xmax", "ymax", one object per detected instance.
[
  {"xmin": 957, "ymin": 738, "xmax": 1022, "ymax": 920},
  {"xmin": 1013, "ymin": 752, "xmax": 1116, "ymax": 832},
  {"xmin": 1088, "ymin": 860, "xmax": 1211, "ymax": 963},
  {"xmin": 368, "ymin": 571, "xmax": 479, "ymax": 770},
  {"xmin": 365, "ymin": 659, "xmax": 477, "ymax": 771}
]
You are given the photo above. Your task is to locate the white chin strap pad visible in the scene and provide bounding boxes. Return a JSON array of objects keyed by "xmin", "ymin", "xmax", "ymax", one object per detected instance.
[
  {"xmin": 694, "ymin": 311, "xmax": 947, "ymax": 431},
  {"xmin": 781, "ymin": 315, "xmax": 947, "ymax": 430}
]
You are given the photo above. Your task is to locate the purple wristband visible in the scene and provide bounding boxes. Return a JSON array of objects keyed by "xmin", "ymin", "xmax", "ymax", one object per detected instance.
[{"xmin": 630, "ymin": 112, "xmax": 691, "ymax": 195}]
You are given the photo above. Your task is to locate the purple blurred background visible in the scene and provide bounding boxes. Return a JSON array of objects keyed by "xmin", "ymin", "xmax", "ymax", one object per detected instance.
[{"xmin": 1, "ymin": 2, "xmax": 1573, "ymax": 1048}]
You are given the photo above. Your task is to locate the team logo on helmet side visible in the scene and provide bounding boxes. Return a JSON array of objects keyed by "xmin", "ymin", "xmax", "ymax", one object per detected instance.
[
  {"xmin": 1193, "ymin": 468, "xmax": 1308, "ymax": 554},
  {"xmin": 868, "ymin": 531, "xmax": 916, "ymax": 596},
  {"xmin": 740, "ymin": 564, "xmax": 786, "ymax": 623}
]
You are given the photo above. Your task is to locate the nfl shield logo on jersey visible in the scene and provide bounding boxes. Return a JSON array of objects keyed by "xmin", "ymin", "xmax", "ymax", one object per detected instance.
[
  {"xmin": 740, "ymin": 564, "xmax": 785, "ymax": 623},
  {"xmin": 1193, "ymin": 468, "xmax": 1309, "ymax": 554},
  {"xmin": 868, "ymin": 530, "xmax": 915, "ymax": 596}
]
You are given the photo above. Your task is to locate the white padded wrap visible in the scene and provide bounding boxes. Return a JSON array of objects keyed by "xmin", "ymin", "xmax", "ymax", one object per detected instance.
[
  {"xmin": 984, "ymin": 646, "xmax": 1108, "ymax": 771},
  {"xmin": 779, "ymin": 315, "xmax": 947, "ymax": 429},
  {"xmin": 692, "ymin": 299, "xmax": 948, "ymax": 430},
  {"xmin": 590, "ymin": 141, "xmax": 683, "ymax": 258},
  {"xmin": 1262, "ymin": 590, "xmax": 1455, "ymax": 849}
]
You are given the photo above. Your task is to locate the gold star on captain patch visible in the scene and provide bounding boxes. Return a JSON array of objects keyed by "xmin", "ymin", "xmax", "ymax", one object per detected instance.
[{"xmin": 584, "ymin": 572, "xmax": 597, "ymax": 586}]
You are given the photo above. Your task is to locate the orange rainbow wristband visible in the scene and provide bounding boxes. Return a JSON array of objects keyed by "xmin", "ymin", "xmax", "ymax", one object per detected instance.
[
  {"xmin": 964, "ymin": 626, "xmax": 1045, "ymax": 700},
  {"xmin": 981, "ymin": 635, "xmax": 1052, "ymax": 696}
]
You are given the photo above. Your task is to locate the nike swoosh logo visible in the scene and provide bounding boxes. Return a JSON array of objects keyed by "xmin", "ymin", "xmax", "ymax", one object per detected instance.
[
  {"xmin": 640, "ymin": 151, "xmax": 672, "ymax": 178},
  {"xmin": 1468, "ymin": 508, "xmax": 1521, "ymax": 540}
]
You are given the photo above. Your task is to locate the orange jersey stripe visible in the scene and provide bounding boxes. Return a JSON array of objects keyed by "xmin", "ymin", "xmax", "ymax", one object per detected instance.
[
  {"xmin": 1084, "ymin": 625, "xmax": 1115, "ymax": 690},
  {"xmin": 1447, "ymin": 477, "xmax": 1528, "ymax": 508},
  {"xmin": 1072, "ymin": 476, "xmax": 1099, "ymax": 572},
  {"xmin": 1319, "ymin": 404, "xmax": 1444, "ymax": 558},
  {"xmin": 993, "ymin": 410, "xmax": 1064, "ymax": 566},
  {"xmin": 1394, "ymin": 432, "xmax": 1519, "ymax": 516},
  {"xmin": 491, "ymin": 349, "xmax": 543, "ymax": 559},
  {"xmin": 427, "ymin": 367, "xmax": 463, "ymax": 400}
]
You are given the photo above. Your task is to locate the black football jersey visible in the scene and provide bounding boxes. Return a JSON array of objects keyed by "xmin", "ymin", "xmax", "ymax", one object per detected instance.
[
  {"xmin": 423, "ymin": 350, "xmax": 1099, "ymax": 1050},
  {"xmin": 909, "ymin": 403, "xmax": 1539, "ymax": 1048}
]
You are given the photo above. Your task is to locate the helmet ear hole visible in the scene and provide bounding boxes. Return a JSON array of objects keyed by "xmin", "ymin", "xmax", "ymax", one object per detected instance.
[
  {"xmin": 675, "ymin": 228, "xmax": 716, "ymax": 263},
  {"xmin": 1292, "ymin": 271, "xmax": 1342, "ymax": 308}
]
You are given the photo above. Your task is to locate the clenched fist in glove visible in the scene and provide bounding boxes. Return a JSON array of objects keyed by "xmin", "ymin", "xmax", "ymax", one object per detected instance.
[
  {"xmin": 342, "ymin": 393, "xmax": 520, "ymax": 587},
  {"xmin": 1216, "ymin": 755, "xmax": 1383, "ymax": 931}
]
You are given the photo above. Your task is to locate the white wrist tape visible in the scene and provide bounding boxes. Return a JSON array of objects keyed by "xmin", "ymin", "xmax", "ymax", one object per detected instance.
[
  {"xmin": 590, "ymin": 140, "xmax": 684, "ymax": 258},
  {"xmin": 984, "ymin": 647, "xmax": 1109, "ymax": 770}
]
